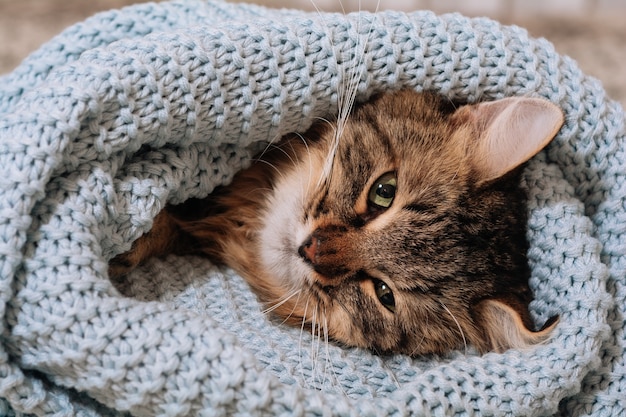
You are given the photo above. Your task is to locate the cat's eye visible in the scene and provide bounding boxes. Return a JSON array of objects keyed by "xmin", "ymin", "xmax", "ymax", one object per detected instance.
[
  {"xmin": 368, "ymin": 172, "xmax": 397, "ymax": 209},
  {"xmin": 374, "ymin": 279, "xmax": 395, "ymax": 313}
]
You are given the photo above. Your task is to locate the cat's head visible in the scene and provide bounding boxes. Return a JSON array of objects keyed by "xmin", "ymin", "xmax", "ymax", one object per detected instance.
[{"xmin": 258, "ymin": 90, "xmax": 562, "ymax": 355}]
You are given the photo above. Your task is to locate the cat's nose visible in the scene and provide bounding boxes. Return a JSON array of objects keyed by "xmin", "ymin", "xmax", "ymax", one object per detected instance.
[{"xmin": 298, "ymin": 234, "xmax": 319, "ymax": 264}]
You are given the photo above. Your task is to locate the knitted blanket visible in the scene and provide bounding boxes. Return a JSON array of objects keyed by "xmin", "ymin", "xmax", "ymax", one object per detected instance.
[{"xmin": 1, "ymin": 0, "xmax": 624, "ymax": 415}]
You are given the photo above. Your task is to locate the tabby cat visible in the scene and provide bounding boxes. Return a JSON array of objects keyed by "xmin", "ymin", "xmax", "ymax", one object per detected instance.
[{"xmin": 109, "ymin": 89, "xmax": 563, "ymax": 356}]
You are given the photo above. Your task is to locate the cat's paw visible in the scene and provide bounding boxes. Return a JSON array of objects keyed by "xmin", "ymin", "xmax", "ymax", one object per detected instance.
[{"xmin": 108, "ymin": 251, "xmax": 141, "ymax": 279}]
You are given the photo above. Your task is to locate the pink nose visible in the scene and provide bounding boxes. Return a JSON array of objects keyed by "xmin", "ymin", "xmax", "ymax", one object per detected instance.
[{"xmin": 298, "ymin": 234, "xmax": 319, "ymax": 264}]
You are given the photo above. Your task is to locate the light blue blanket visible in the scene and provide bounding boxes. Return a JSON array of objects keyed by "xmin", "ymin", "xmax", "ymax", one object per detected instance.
[{"xmin": 1, "ymin": 1, "xmax": 624, "ymax": 415}]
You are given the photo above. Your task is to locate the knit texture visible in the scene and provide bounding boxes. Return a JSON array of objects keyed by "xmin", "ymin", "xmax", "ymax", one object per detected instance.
[{"xmin": 0, "ymin": 0, "xmax": 624, "ymax": 415}]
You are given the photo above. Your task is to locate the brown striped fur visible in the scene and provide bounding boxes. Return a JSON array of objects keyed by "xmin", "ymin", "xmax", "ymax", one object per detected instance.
[{"xmin": 110, "ymin": 90, "xmax": 562, "ymax": 355}]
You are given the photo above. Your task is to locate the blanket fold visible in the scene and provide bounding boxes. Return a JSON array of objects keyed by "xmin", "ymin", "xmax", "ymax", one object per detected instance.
[{"xmin": 1, "ymin": 0, "xmax": 624, "ymax": 416}]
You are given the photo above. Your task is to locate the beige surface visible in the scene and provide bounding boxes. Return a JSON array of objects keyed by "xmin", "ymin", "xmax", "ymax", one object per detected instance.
[{"xmin": 1, "ymin": 0, "xmax": 625, "ymax": 107}]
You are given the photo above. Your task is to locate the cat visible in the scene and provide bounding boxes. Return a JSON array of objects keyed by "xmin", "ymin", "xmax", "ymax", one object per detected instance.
[{"xmin": 109, "ymin": 89, "xmax": 563, "ymax": 356}]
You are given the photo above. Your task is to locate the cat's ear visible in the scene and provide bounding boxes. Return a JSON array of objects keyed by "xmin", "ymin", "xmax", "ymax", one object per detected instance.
[
  {"xmin": 453, "ymin": 97, "xmax": 564, "ymax": 184},
  {"xmin": 475, "ymin": 299, "xmax": 559, "ymax": 353}
]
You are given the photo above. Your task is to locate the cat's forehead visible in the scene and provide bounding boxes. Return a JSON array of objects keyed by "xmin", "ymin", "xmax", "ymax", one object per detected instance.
[
  {"xmin": 321, "ymin": 104, "xmax": 469, "ymax": 204},
  {"xmin": 337, "ymin": 93, "xmax": 465, "ymax": 165}
]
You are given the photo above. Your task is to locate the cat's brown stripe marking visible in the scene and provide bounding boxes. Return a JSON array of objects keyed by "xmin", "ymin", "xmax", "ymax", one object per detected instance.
[{"xmin": 110, "ymin": 90, "xmax": 563, "ymax": 356}]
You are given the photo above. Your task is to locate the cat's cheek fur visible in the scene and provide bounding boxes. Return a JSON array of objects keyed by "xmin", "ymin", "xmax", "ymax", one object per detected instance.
[
  {"xmin": 325, "ymin": 304, "xmax": 369, "ymax": 348},
  {"xmin": 258, "ymin": 164, "xmax": 318, "ymax": 290}
]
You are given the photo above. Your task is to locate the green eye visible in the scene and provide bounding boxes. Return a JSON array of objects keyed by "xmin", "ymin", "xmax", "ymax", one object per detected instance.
[
  {"xmin": 374, "ymin": 279, "xmax": 396, "ymax": 313},
  {"xmin": 368, "ymin": 172, "xmax": 397, "ymax": 209}
]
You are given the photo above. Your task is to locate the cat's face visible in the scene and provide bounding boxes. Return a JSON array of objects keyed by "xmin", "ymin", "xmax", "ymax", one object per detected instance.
[{"xmin": 256, "ymin": 90, "xmax": 562, "ymax": 355}]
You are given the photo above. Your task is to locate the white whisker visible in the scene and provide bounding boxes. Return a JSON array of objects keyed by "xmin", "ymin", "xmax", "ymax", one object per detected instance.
[
  {"xmin": 317, "ymin": 0, "xmax": 380, "ymax": 189},
  {"xmin": 299, "ymin": 295, "xmax": 312, "ymax": 387},
  {"xmin": 312, "ymin": 115, "xmax": 337, "ymax": 130},
  {"xmin": 256, "ymin": 142, "xmax": 298, "ymax": 168},
  {"xmin": 263, "ymin": 288, "xmax": 302, "ymax": 316},
  {"xmin": 409, "ymin": 313, "xmax": 429, "ymax": 357},
  {"xmin": 255, "ymin": 131, "xmax": 287, "ymax": 162},
  {"xmin": 312, "ymin": 304, "xmax": 323, "ymax": 380},
  {"xmin": 440, "ymin": 301, "xmax": 468, "ymax": 354},
  {"xmin": 321, "ymin": 312, "xmax": 350, "ymax": 397},
  {"xmin": 254, "ymin": 159, "xmax": 289, "ymax": 184}
]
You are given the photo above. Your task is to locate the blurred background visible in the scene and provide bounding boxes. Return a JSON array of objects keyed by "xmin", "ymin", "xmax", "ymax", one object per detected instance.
[{"xmin": 1, "ymin": 0, "xmax": 625, "ymax": 106}]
